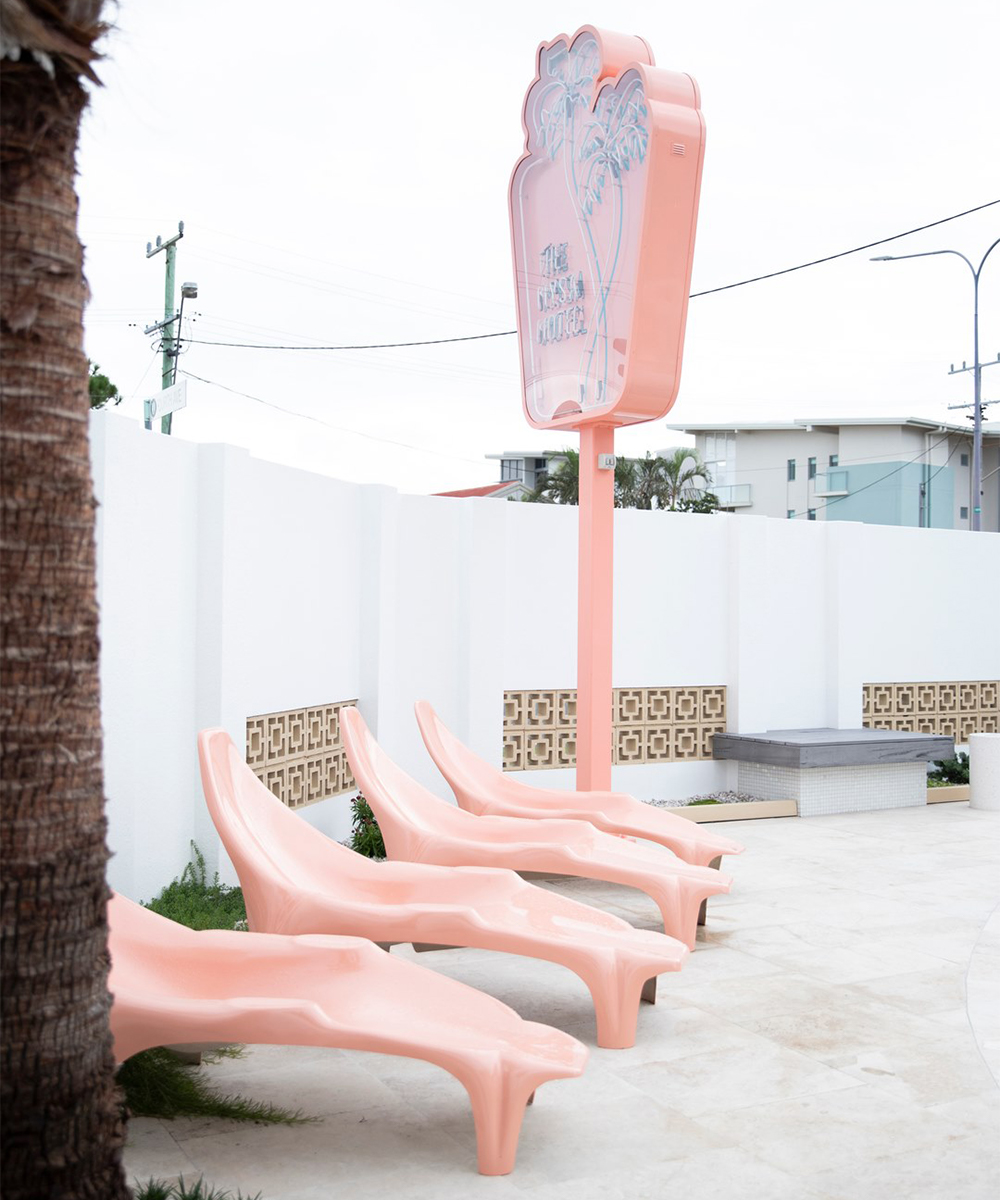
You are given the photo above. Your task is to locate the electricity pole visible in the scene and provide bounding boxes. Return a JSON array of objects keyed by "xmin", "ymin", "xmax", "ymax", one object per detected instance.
[
  {"xmin": 873, "ymin": 235, "xmax": 1000, "ymax": 531},
  {"xmin": 144, "ymin": 221, "xmax": 184, "ymax": 434}
]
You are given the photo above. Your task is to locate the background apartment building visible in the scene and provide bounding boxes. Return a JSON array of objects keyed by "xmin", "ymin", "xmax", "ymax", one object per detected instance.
[{"xmin": 666, "ymin": 417, "xmax": 1000, "ymax": 530}]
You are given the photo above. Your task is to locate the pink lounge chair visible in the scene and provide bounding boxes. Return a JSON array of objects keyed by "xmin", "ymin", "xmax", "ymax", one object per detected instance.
[
  {"xmin": 198, "ymin": 729, "xmax": 689, "ymax": 1049},
  {"xmin": 415, "ymin": 700, "xmax": 744, "ymax": 870},
  {"xmin": 340, "ymin": 707, "xmax": 731, "ymax": 950},
  {"xmin": 108, "ymin": 894, "xmax": 586, "ymax": 1175}
]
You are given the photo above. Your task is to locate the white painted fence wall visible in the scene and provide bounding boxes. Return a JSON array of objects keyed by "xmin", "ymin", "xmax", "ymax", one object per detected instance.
[{"xmin": 89, "ymin": 413, "xmax": 1000, "ymax": 898}]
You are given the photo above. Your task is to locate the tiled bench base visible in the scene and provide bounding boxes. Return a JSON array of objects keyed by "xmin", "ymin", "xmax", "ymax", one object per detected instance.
[{"xmin": 737, "ymin": 761, "xmax": 928, "ymax": 817}]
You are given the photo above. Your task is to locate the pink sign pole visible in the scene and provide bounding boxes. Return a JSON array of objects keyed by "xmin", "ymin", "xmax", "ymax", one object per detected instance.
[
  {"xmin": 576, "ymin": 423, "xmax": 616, "ymax": 789},
  {"xmin": 509, "ymin": 26, "xmax": 705, "ymax": 791}
]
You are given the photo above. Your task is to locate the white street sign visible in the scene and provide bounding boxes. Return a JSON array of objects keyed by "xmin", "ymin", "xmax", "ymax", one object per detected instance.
[{"xmin": 144, "ymin": 380, "xmax": 187, "ymax": 423}]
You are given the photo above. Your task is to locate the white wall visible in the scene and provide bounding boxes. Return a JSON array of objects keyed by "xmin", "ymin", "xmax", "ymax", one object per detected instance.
[{"xmin": 90, "ymin": 413, "xmax": 1000, "ymax": 899}]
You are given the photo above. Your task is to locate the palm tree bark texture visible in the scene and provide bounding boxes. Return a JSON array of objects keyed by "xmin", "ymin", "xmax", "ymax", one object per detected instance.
[{"xmin": 1, "ymin": 2, "xmax": 130, "ymax": 1195}]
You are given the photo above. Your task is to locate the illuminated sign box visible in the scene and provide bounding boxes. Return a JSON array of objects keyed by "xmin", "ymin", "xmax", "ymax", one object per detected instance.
[{"xmin": 509, "ymin": 26, "xmax": 705, "ymax": 431}]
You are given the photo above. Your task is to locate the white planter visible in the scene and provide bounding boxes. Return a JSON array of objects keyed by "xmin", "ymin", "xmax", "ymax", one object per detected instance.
[{"xmin": 969, "ymin": 733, "xmax": 1000, "ymax": 811}]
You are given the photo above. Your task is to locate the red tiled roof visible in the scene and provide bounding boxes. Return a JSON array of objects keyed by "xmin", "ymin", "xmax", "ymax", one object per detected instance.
[{"xmin": 434, "ymin": 482, "xmax": 513, "ymax": 498}]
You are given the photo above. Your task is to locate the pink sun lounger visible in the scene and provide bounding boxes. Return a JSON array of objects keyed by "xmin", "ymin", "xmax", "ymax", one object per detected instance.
[
  {"xmin": 340, "ymin": 707, "xmax": 731, "ymax": 950},
  {"xmin": 415, "ymin": 701, "xmax": 744, "ymax": 871},
  {"xmin": 108, "ymin": 893, "xmax": 586, "ymax": 1175},
  {"xmin": 199, "ymin": 729, "xmax": 689, "ymax": 1048}
]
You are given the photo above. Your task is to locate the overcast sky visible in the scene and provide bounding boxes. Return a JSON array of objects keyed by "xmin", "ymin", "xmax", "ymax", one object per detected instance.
[{"xmin": 78, "ymin": 0, "xmax": 1000, "ymax": 494}]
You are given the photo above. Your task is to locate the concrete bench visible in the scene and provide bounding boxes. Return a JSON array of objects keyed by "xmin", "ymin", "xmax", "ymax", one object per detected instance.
[{"xmin": 712, "ymin": 728, "xmax": 954, "ymax": 817}]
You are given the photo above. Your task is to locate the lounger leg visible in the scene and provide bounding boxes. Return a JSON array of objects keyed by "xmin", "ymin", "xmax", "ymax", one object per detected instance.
[
  {"xmin": 466, "ymin": 1074, "xmax": 535, "ymax": 1175},
  {"xmin": 580, "ymin": 966, "xmax": 644, "ymax": 1049},
  {"xmin": 697, "ymin": 857, "xmax": 723, "ymax": 927},
  {"xmin": 641, "ymin": 976, "xmax": 657, "ymax": 1005}
]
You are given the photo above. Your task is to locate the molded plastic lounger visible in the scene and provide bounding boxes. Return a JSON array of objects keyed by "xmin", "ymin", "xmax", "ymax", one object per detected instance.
[
  {"xmin": 108, "ymin": 894, "xmax": 586, "ymax": 1175},
  {"xmin": 415, "ymin": 701, "xmax": 745, "ymax": 870},
  {"xmin": 199, "ymin": 729, "xmax": 689, "ymax": 1048},
  {"xmin": 341, "ymin": 707, "xmax": 731, "ymax": 950}
]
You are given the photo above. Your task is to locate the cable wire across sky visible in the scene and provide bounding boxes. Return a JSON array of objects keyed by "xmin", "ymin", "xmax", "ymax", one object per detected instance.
[{"xmin": 175, "ymin": 199, "xmax": 1000, "ymax": 353}]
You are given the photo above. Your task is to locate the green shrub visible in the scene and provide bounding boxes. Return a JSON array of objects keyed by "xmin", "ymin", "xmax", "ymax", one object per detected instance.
[
  {"xmin": 686, "ymin": 798, "xmax": 721, "ymax": 806},
  {"xmin": 142, "ymin": 842, "xmax": 247, "ymax": 930},
  {"xmin": 134, "ymin": 1176, "xmax": 262, "ymax": 1200},
  {"xmin": 119, "ymin": 1046, "xmax": 311, "ymax": 1126},
  {"xmin": 928, "ymin": 753, "xmax": 970, "ymax": 786},
  {"xmin": 349, "ymin": 793, "xmax": 385, "ymax": 858}
]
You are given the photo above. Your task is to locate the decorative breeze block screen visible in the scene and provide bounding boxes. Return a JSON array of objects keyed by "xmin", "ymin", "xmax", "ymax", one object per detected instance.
[
  {"xmin": 863, "ymin": 680, "xmax": 999, "ymax": 742},
  {"xmin": 503, "ymin": 686, "xmax": 727, "ymax": 771},
  {"xmin": 246, "ymin": 701, "xmax": 357, "ymax": 808}
]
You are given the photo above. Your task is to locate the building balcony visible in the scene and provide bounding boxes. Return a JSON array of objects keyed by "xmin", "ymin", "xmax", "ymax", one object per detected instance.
[
  {"xmin": 709, "ymin": 483, "xmax": 753, "ymax": 508},
  {"xmin": 814, "ymin": 470, "xmax": 849, "ymax": 496}
]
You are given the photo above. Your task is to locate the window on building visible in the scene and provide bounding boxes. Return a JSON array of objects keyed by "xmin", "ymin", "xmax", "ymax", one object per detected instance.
[
  {"xmin": 960, "ymin": 453, "xmax": 969, "ymax": 467},
  {"xmin": 808, "ymin": 457, "xmax": 817, "ymax": 479},
  {"xmin": 787, "ymin": 459, "xmax": 796, "ymax": 482},
  {"xmin": 829, "ymin": 454, "xmax": 839, "ymax": 467},
  {"xmin": 961, "ymin": 506, "xmax": 969, "ymax": 520},
  {"xmin": 704, "ymin": 432, "xmax": 736, "ymax": 488},
  {"xmin": 807, "ymin": 509, "xmax": 817, "ymax": 521},
  {"xmin": 500, "ymin": 458, "xmax": 524, "ymax": 482},
  {"xmin": 787, "ymin": 509, "xmax": 795, "ymax": 519}
]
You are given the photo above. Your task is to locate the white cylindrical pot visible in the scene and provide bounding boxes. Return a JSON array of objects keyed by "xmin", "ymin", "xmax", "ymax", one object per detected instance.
[{"xmin": 969, "ymin": 733, "xmax": 1000, "ymax": 811}]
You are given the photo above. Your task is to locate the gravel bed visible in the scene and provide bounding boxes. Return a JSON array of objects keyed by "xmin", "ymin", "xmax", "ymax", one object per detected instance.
[{"xmin": 647, "ymin": 790, "xmax": 767, "ymax": 809}]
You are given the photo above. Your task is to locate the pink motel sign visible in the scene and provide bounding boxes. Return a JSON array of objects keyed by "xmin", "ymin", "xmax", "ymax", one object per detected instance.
[
  {"xmin": 509, "ymin": 26, "xmax": 705, "ymax": 432},
  {"xmin": 508, "ymin": 27, "xmax": 706, "ymax": 791}
]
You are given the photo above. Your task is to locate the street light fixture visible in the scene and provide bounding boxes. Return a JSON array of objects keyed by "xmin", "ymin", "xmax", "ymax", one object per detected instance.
[{"xmin": 872, "ymin": 237, "xmax": 1000, "ymax": 532}]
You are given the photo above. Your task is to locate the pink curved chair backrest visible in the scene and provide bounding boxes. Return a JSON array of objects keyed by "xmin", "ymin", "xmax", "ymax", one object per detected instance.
[
  {"xmin": 107, "ymin": 893, "xmax": 256, "ymax": 1006},
  {"xmin": 415, "ymin": 700, "xmax": 522, "ymax": 814},
  {"xmin": 198, "ymin": 728, "xmax": 401, "ymax": 927},
  {"xmin": 339, "ymin": 707, "xmax": 475, "ymax": 857}
]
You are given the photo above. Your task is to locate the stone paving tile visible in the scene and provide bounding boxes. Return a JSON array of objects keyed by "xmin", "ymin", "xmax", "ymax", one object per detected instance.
[
  {"xmin": 614, "ymin": 1040, "xmax": 860, "ymax": 1117},
  {"xmin": 802, "ymin": 1133, "xmax": 1000, "ymax": 1200},
  {"xmin": 607, "ymin": 1146, "xmax": 840, "ymax": 1200},
  {"xmin": 122, "ymin": 1119, "xmax": 197, "ymax": 1185},
  {"xmin": 690, "ymin": 1083, "xmax": 974, "ymax": 1176},
  {"xmin": 120, "ymin": 805, "xmax": 1000, "ymax": 1199},
  {"xmin": 825, "ymin": 1031, "xmax": 998, "ymax": 1106},
  {"xmin": 846, "ymin": 962, "xmax": 968, "ymax": 1014}
]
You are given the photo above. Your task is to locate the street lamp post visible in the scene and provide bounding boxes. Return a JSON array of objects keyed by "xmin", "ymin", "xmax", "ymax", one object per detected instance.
[{"xmin": 872, "ymin": 236, "xmax": 1000, "ymax": 532}]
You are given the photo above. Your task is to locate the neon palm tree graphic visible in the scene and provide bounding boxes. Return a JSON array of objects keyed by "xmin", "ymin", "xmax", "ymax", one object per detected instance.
[{"xmin": 533, "ymin": 36, "xmax": 649, "ymax": 410}]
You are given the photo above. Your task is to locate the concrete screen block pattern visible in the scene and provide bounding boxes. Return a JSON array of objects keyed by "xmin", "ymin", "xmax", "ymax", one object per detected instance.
[
  {"xmin": 502, "ymin": 686, "xmax": 726, "ymax": 771},
  {"xmin": 246, "ymin": 701, "xmax": 357, "ymax": 808},
  {"xmin": 863, "ymin": 680, "xmax": 999, "ymax": 740}
]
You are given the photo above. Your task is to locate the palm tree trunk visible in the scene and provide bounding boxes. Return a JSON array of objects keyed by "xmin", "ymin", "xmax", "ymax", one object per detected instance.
[{"xmin": 1, "ymin": 2, "xmax": 130, "ymax": 1195}]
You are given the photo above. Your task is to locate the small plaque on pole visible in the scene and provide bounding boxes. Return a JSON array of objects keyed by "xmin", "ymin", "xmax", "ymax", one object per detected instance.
[{"xmin": 143, "ymin": 380, "xmax": 187, "ymax": 426}]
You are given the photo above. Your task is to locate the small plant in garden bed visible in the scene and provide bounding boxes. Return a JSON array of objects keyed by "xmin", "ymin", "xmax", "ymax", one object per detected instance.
[
  {"xmin": 118, "ymin": 1045, "xmax": 313, "ymax": 1126},
  {"xmin": 927, "ymin": 753, "xmax": 970, "ymax": 786},
  {"xmin": 134, "ymin": 1176, "xmax": 262, "ymax": 1200},
  {"xmin": 349, "ymin": 792, "xmax": 385, "ymax": 858},
  {"xmin": 142, "ymin": 842, "xmax": 247, "ymax": 931},
  {"xmin": 649, "ymin": 790, "xmax": 765, "ymax": 809}
]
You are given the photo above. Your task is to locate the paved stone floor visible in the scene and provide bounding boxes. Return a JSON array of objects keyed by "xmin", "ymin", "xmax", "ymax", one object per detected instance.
[{"xmin": 124, "ymin": 803, "xmax": 1000, "ymax": 1199}]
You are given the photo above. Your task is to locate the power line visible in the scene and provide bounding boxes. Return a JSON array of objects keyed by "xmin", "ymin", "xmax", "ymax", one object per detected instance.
[
  {"xmin": 177, "ymin": 371, "xmax": 484, "ymax": 466},
  {"xmin": 689, "ymin": 199, "xmax": 1000, "ymax": 298},
  {"xmin": 182, "ymin": 329, "xmax": 518, "ymax": 351},
  {"xmin": 175, "ymin": 199, "xmax": 999, "ymax": 353}
]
